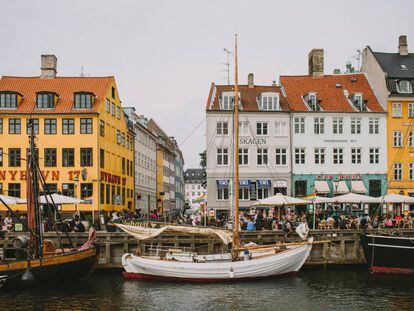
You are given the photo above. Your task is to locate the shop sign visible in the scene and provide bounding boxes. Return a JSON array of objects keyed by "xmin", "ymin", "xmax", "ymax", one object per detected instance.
[
  {"xmin": 316, "ymin": 174, "xmax": 362, "ymax": 180},
  {"xmin": 239, "ymin": 138, "xmax": 267, "ymax": 145}
]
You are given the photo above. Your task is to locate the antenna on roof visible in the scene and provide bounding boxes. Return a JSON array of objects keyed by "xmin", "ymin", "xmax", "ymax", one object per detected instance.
[
  {"xmin": 223, "ymin": 48, "xmax": 234, "ymax": 85},
  {"xmin": 352, "ymin": 49, "xmax": 362, "ymax": 71},
  {"xmin": 79, "ymin": 65, "xmax": 89, "ymax": 77}
]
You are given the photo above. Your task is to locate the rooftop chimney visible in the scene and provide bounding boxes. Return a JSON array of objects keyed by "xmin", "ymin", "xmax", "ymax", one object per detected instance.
[
  {"xmin": 41, "ymin": 54, "xmax": 57, "ymax": 78},
  {"xmin": 399, "ymin": 35, "xmax": 408, "ymax": 56},
  {"xmin": 248, "ymin": 73, "xmax": 254, "ymax": 88},
  {"xmin": 308, "ymin": 49, "xmax": 324, "ymax": 77}
]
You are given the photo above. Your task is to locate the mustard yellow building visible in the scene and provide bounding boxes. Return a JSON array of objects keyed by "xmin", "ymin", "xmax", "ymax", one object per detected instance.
[
  {"xmin": 363, "ymin": 35, "xmax": 414, "ymax": 197},
  {"xmin": 0, "ymin": 55, "xmax": 134, "ymax": 217}
]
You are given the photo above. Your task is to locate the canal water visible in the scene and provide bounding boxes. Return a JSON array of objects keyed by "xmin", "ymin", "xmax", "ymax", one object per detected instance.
[{"xmin": 1, "ymin": 268, "xmax": 414, "ymax": 311}]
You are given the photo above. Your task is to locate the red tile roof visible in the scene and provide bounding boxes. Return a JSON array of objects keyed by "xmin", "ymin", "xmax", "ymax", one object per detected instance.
[
  {"xmin": 280, "ymin": 73, "xmax": 385, "ymax": 112},
  {"xmin": 206, "ymin": 84, "xmax": 290, "ymax": 111},
  {"xmin": 0, "ymin": 76, "xmax": 114, "ymax": 114}
]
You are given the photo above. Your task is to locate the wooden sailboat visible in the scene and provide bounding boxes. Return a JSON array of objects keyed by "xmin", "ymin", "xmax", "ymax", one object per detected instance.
[
  {"xmin": 0, "ymin": 120, "xmax": 99, "ymax": 289},
  {"xmin": 120, "ymin": 35, "xmax": 313, "ymax": 282}
]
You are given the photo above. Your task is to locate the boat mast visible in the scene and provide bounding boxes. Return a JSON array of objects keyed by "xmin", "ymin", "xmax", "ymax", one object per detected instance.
[{"xmin": 232, "ymin": 34, "xmax": 241, "ymax": 255}]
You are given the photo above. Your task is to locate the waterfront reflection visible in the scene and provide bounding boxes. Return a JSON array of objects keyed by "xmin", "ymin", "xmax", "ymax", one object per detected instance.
[{"xmin": 1, "ymin": 269, "xmax": 414, "ymax": 311}]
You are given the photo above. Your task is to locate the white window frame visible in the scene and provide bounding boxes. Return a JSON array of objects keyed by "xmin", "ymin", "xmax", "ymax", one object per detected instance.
[
  {"xmin": 351, "ymin": 117, "xmax": 362, "ymax": 134},
  {"xmin": 314, "ymin": 148, "xmax": 325, "ymax": 164},
  {"xmin": 332, "ymin": 117, "xmax": 343, "ymax": 134},
  {"xmin": 239, "ymin": 121, "xmax": 249, "ymax": 136},
  {"xmin": 275, "ymin": 121, "xmax": 287, "ymax": 136},
  {"xmin": 239, "ymin": 188, "xmax": 250, "ymax": 200},
  {"xmin": 314, "ymin": 117, "xmax": 325, "ymax": 134},
  {"xmin": 217, "ymin": 187, "xmax": 229, "ymax": 200},
  {"xmin": 353, "ymin": 94, "xmax": 364, "ymax": 111},
  {"xmin": 217, "ymin": 148, "xmax": 229, "ymax": 166},
  {"xmin": 397, "ymin": 80, "xmax": 412, "ymax": 94},
  {"xmin": 220, "ymin": 92, "xmax": 238, "ymax": 110},
  {"xmin": 257, "ymin": 148, "xmax": 268, "ymax": 166},
  {"xmin": 257, "ymin": 188, "xmax": 269, "ymax": 200},
  {"xmin": 392, "ymin": 103, "xmax": 402, "ymax": 118},
  {"xmin": 238, "ymin": 148, "xmax": 249, "ymax": 166},
  {"xmin": 333, "ymin": 148, "xmax": 344, "ymax": 164},
  {"xmin": 410, "ymin": 132, "xmax": 414, "ymax": 147},
  {"xmin": 393, "ymin": 131, "xmax": 403, "ymax": 147},
  {"xmin": 216, "ymin": 121, "xmax": 229, "ymax": 135},
  {"xmin": 351, "ymin": 147, "xmax": 362, "ymax": 164},
  {"xmin": 409, "ymin": 103, "xmax": 414, "ymax": 118},
  {"xmin": 369, "ymin": 148, "xmax": 379, "ymax": 164},
  {"xmin": 294, "ymin": 117, "xmax": 305, "ymax": 134},
  {"xmin": 393, "ymin": 162, "xmax": 402, "ymax": 180},
  {"xmin": 256, "ymin": 122, "xmax": 268, "ymax": 136},
  {"xmin": 259, "ymin": 92, "xmax": 280, "ymax": 111},
  {"xmin": 275, "ymin": 148, "xmax": 287, "ymax": 166},
  {"xmin": 369, "ymin": 117, "xmax": 379, "ymax": 134},
  {"xmin": 294, "ymin": 148, "xmax": 306, "ymax": 164},
  {"xmin": 410, "ymin": 163, "xmax": 414, "ymax": 181}
]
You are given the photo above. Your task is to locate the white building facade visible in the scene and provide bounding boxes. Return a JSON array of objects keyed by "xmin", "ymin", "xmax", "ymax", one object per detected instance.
[
  {"xmin": 184, "ymin": 169, "xmax": 206, "ymax": 209},
  {"xmin": 205, "ymin": 75, "xmax": 292, "ymax": 218}
]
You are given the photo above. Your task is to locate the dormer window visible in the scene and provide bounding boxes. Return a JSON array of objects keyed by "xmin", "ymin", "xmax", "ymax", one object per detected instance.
[
  {"xmin": 219, "ymin": 91, "xmax": 241, "ymax": 110},
  {"xmin": 305, "ymin": 93, "xmax": 321, "ymax": 111},
  {"xmin": 0, "ymin": 92, "xmax": 18, "ymax": 109},
  {"xmin": 259, "ymin": 92, "xmax": 280, "ymax": 111},
  {"xmin": 36, "ymin": 92, "xmax": 56, "ymax": 109},
  {"xmin": 397, "ymin": 80, "xmax": 412, "ymax": 94},
  {"xmin": 74, "ymin": 92, "xmax": 94, "ymax": 109},
  {"xmin": 349, "ymin": 93, "xmax": 367, "ymax": 111}
]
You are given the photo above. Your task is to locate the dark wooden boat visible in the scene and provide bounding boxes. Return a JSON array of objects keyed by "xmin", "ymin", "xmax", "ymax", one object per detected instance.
[
  {"xmin": 360, "ymin": 233, "xmax": 414, "ymax": 274},
  {"xmin": 0, "ymin": 120, "xmax": 99, "ymax": 289}
]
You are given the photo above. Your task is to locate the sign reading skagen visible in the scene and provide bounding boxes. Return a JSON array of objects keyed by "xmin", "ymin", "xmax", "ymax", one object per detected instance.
[{"xmin": 239, "ymin": 138, "xmax": 267, "ymax": 145}]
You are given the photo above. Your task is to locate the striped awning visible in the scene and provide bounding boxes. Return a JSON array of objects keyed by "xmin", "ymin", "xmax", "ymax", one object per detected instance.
[
  {"xmin": 351, "ymin": 180, "xmax": 367, "ymax": 194},
  {"xmin": 314, "ymin": 180, "xmax": 330, "ymax": 194},
  {"xmin": 333, "ymin": 181, "xmax": 349, "ymax": 194}
]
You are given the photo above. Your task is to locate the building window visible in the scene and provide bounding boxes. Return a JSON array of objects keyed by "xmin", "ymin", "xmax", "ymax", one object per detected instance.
[
  {"xmin": 74, "ymin": 93, "xmax": 93, "ymax": 109},
  {"xmin": 332, "ymin": 117, "xmax": 343, "ymax": 134},
  {"xmin": 238, "ymin": 148, "xmax": 248, "ymax": 166},
  {"xmin": 369, "ymin": 118, "xmax": 379, "ymax": 134},
  {"xmin": 217, "ymin": 187, "xmax": 229, "ymax": 200},
  {"xmin": 275, "ymin": 148, "xmax": 287, "ymax": 165},
  {"xmin": 117, "ymin": 130, "xmax": 122, "ymax": 144},
  {"xmin": 256, "ymin": 122, "xmax": 268, "ymax": 135},
  {"xmin": 106, "ymin": 184, "xmax": 111, "ymax": 204},
  {"xmin": 0, "ymin": 118, "xmax": 2, "ymax": 134},
  {"xmin": 257, "ymin": 188, "xmax": 269, "ymax": 200},
  {"xmin": 100, "ymin": 183, "xmax": 105, "ymax": 204},
  {"xmin": 333, "ymin": 148, "xmax": 344, "ymax": 164},
  {"xmin": 0, "ymin": 148, "xmax": 3, "ymax": 166},
  {"xmin": 116, "ymin": 106, "xmax": 121, "ymax": 119},
  {"xmin": 112, "ymin": 87, "xmax": 116, "ymax": 99},
  {"xmin": 307, "ymin": 93, "xmax": 319, "ymax": 111},
  {"xmin": 44, "ymin": 148, "xmax": 57, "ymax": 167},
  {"xmin": 105, "ymin": 99, "xmax": 110, "ymax": 113},
  {"xmin": 350, "ymin": 117, "xmax": 361, "ymax": 134},
  {"xmin": 294, "ymin": 148, "xmax": 305, "ymax": 164},
  {"xmin": 9, "ymin": 118, "xmax": 21, "ymax": 134},
  {"xmin": 8, "ymin": 183, "xmax": 21, "ymax": 198},
  {"xmin": 294, "ymin": 117, "xmax": 305, "ymax": 134},
  {"xmin": 219, "ymin": 92, "xmax": 235, "ymax": 110},
  {"xmin": 81, "ymin": 183, "xmax": 93, "ymax": 199},
  {"xmin": 275, "ymin": 121, "xmax": 287, "ymax": 136},
  {"xmin": 314, "ymin": 117, "xmax": 324, "ymax": 134},
  {"xmin": 62, "ymin": 183, "xmax": 75, "ymax": 197},
  {"xmin": 80, "ymin": 148, "xmax": 93, "ymax": 167},
  {"xmin": 410, "ymin": 163, "xmax": 414, "ymax": 181},
  {"xmin": 397, "ymin": 80, "xmax": 412, "ymax": 94},
  {"xmin": 62, "ymin": 148, "xmax": 75, "ymax": 167},
  {"xmin": 239, "ymin": 121, "xmax": 249, "ymax": 136},
  {"xmin": 26, "ymin": 119, "xmax": 39, "ymax": 135},
  {"xmin": 100, "ymin": 120, "xmax": 105, "ymax": 136},
  {"xmin": 111, "ymin": 103, "xmax": 116, "ymax": 116},
  {"xmin": 351, "ymin": 148, "xmax": 362, "ymax": 164},
  {"xmin": 259, "ymin": 94, "xmax": 279, "ymax": 111},
  {"xmin": 314, "ymin": 148, "xmax": 325, "ymax": 164},
  {"xmin": 216, "ymin": 122, "xmax": 229, "ymax": 135},
  {"xmin": 392, "ymin": 103, "xmax": 402, "ymax": 118},
  {"xmin": 257, "ymin": 148, "xmax": 268, "ymax": 165},
  {"xmin": 44, "ymin": 118, "xmax": 57, "ymax": 134},
  {"xmin": 100, "ymin": 149, "xmax": 105, "ymax": 168},
  {"xmin": 122, "ymin": 157, "xmax": 125, "ymax": 174},
  {"xmin": 0, "ymin": 92, "xmax": 17, "ymax": 108},
  {"xmin": 8, "ymin": 148, "xmax": 21, "ymax": 167},
  {"xmin": 80, "ymin": 118, "xmax": 93, "ymax": 134},
  {"xmin": 62, "ymin": 118, "xmax": 75, "ymax": 134},
  {"xmin": 410, "ymin": 132, "xmax": 414, "ymax": 147},
  {"xmin": 217, "ymin": 148, "xmax": 229, "ymax": 166},
  {"xmin": 409, "ymin": 103, "xmax": 414, "ymax": 118},
  {"xmin": 369, "ymin": 148, "xmax": 379, "ymax": 164},
  {"xmin": 239, "ymin": 188, "xmax": 250, "ymax": 200},
  {"xmin": 36, "ymin": 93, "xmax": 55, "ymax": 108},
  {"xmin": 393, "ymin": 163, "xmax": 402, "ymax": 180},
  {"xmin": 295, "ymin": 180, "xmax": 307, "ymax": 197},
  {"xmin": 393, "ymin": 131, "xmax": 403, "ymax": 147}
]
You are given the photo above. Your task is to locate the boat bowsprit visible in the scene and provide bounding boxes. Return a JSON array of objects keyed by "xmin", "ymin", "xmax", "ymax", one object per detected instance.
[{"xmin": 122, "ymin": 237, "xmax": 313, "ymax": 282}]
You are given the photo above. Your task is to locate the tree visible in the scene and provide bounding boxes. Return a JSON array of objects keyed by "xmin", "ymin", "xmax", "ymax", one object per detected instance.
[{"xmin": 199, "ymin": 150, "xmax": 206, "ymax": 169}]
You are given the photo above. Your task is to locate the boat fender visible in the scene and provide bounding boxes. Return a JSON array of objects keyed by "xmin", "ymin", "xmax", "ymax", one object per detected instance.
[
  {"xmin": 243, "ymin": 250, "xmax": 250, "ymax": 261},
  {"xmin": 21, "ymin": 268, "xmax": 35, "ymax": 284},
  {"xmin": 229, "ymin": 269, "xmax": 234, "ymax": 278}
]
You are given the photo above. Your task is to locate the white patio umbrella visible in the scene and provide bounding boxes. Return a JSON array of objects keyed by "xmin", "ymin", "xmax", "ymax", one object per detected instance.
[
  {"xmin": 333, "ymin": 193, "xmax": 378, "ymax": 204},
  {"xmin": 18, "ymin": 193, "xmax": 84, "ymax": 204},
  {"xmin": 252, "ymin": 193, "xmax": 308, "ymax": 207},
  {"xmin": 0, "ymin": 194, "xmax": 21, "ymax": 205},
  {"xmin": 308, "ymin": 196, "xmax": 336, "ymax": 204},
  {"xmin": 375, "ymin": 193, "xmax": 414, "ymax": 204}
]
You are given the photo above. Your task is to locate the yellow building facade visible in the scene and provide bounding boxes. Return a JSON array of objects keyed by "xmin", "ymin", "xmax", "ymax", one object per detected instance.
[{"xmin": 0, "ymin": 55, "xmax": 134, "ymax": 216}]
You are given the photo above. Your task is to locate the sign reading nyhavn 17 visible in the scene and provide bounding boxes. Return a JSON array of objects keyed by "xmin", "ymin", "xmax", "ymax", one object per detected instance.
[{"xmin": 239, "ymin": 138, "xmax": 267, "ymax": 145}]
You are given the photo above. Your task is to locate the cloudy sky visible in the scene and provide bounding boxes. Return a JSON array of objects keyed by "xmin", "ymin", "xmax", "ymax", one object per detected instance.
[{"xmin": 1, "ymin": 0, "xmax": 413, "ymax": 168}]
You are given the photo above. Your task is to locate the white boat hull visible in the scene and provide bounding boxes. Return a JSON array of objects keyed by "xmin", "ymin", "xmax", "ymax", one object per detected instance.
[{"xmin": 122, "ymin": 238, "xmax": 313, "ymax": 281}]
